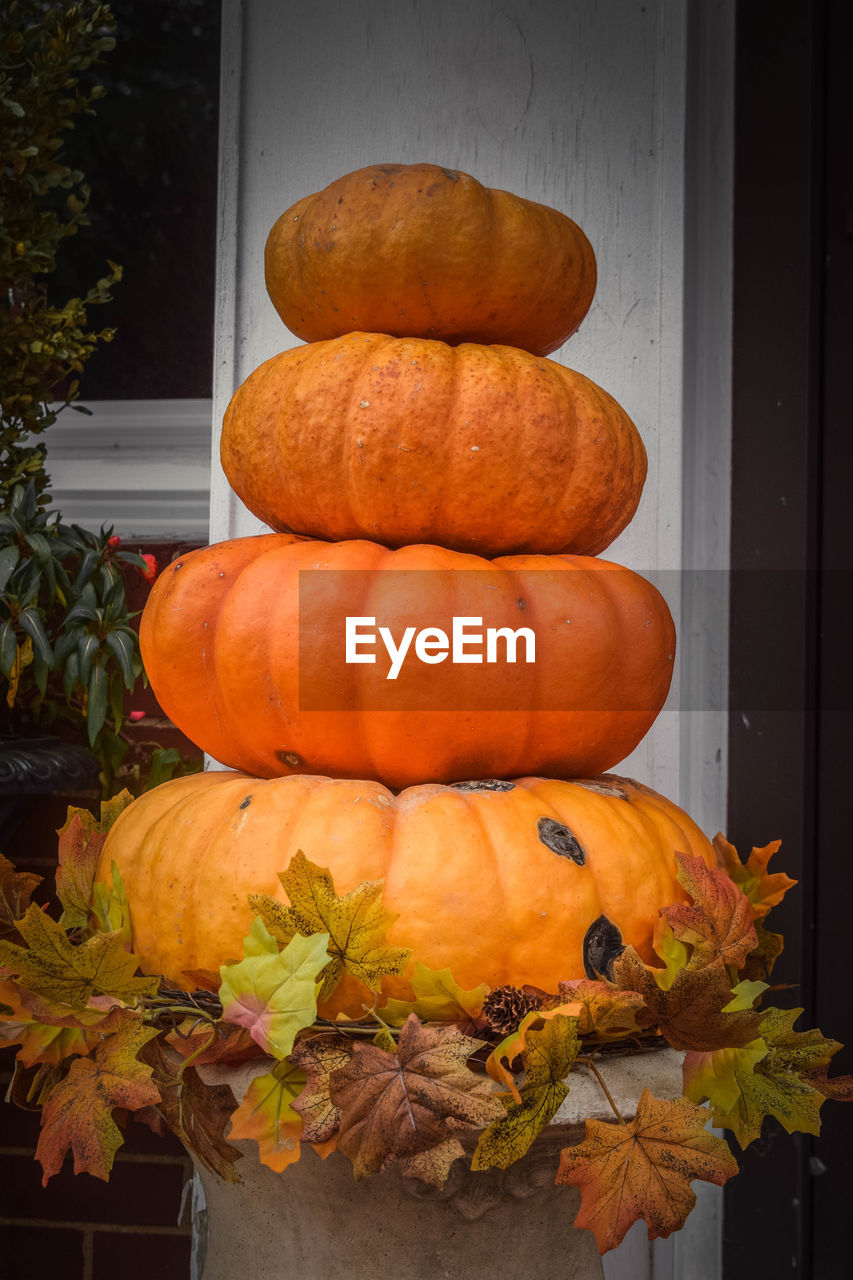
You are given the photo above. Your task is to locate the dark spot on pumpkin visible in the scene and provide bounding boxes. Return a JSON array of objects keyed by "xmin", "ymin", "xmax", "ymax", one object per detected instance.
[
  {"xmin": 572, "ymin": 778, "xmax": 630, "ymax": 800},
  {"xmin": 239, "ymin": 796, "xmax": 252, "ymax": 809},
  {"xmin": 451, "ymin": 779, "xmax": 516, "ymax": 793},
  {"xmin": 174, "ymin": 562, "xmax": 183, "ymax": 571},
  {"xmin": 537, "ymin": 817, "xmax": 585, "ymax": 864},
  {"xmin": 277, "ymin": 751, "xmax": 303, "ymax": 767},
  {"xmin": 516, "ymin": 599, "xmax": 526, "ymax": 611},
  {"xmin": 582, "ymin": 915, "xmax": 625, "ymax": 979},
  {"xmin": 377, "ymin": 166, "xmax": 400, "ymax": 175},
  {"xmin": 442, "ymin": 168, "xmax": 460, "ymax": 182}
]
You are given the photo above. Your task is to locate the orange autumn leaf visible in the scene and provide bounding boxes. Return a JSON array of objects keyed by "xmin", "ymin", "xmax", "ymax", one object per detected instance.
[
  {"xmin": 0, "ymin": 979, "xmax": 124, "ymax": 1068},
  {"xmin": 713, "ymin": 834, "xmax": 796, "ymax": 919},
  {"xmin": 556, "ymin": 1088, "xmax": 739, "ymax": 1253},
  {"xmin": 485, "ymin": 1002, "xmax": 582, "ymax": 1100},
  {"xmin": 36, "ymin": 1018, "xmax": 160, "ymax": 1184},
  {"xmin": 557, "ymin": 979, "xmax": 653, "ymax": 1041},
  {"xmin": 228, "ymin": 1061, "xmax": 305, "ymax": 1172},
  {"xmin": 661, "ymin": 853, "xmax": 757, "ymax": 969}
]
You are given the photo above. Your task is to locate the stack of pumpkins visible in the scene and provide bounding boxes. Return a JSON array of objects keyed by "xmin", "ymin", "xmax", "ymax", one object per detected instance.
[{"xmin": 98, "ymin": 163, "xmax": 716, "ymax": 1008}]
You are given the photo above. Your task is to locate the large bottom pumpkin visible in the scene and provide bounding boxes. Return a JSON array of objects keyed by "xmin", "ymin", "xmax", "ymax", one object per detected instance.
[{"xmin": 97, "ymin": 771, "xmax": 715, "ymax": 1011}]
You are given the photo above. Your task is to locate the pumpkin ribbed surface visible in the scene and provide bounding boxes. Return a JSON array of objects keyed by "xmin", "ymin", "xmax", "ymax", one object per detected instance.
[
  {"xmin": 139, "ymin": 536, "xmax": 675, "ymax": 788},
  {"xmin": 96, "ymin": 771, "xmax": 715, "ymax": 1005},
  {"xmin": 220, "ymin": 332, "xmax": 646, "ymax": 558},
  {"xmin": 265, "ymin": 163, "xmax": 596, "ymax": 355}
]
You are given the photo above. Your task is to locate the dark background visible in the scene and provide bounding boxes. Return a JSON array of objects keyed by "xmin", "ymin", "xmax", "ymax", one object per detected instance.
[{"xmin": 726, "ymin": 1, "xmax": 852, "ymax": 1276}]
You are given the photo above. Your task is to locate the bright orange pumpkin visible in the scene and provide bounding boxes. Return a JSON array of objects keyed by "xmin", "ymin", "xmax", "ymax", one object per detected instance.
[
  {"xmin": 220, "ymin": 332, "xmax": 646, "ymax": 558},
  {"xmin": 139, "ymin": 535, "xmax": 675, "ymax": 788},
  {"xmin": 96, "ymin": 770, "xmax": 715, "ymax": 1005},
  {"xmin": 265, "ymin": 163, "xmax": 596, "ymax": 355}
]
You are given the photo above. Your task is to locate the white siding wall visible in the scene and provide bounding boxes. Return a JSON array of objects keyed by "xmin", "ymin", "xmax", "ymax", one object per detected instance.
[{"xmin": 208, "ymin": 3, "xmax": 735, "ymax": 1276}]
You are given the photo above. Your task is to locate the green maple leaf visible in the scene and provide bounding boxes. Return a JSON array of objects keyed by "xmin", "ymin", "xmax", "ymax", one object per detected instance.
[
  {"xmin": 472, "ymin": 1013, "xmax": 579, "ymax": 1171},
  {"xmin": 712, "ymin": 1007, "xmax": 841, "ymax": 1147},
  {"xmin": 379, "ymin": 962, "xmax": 488, "ymax": 1027},
  {"xmin": 249, "ymin": 851, "xmax": 411, "ymax": 1001},
  {"xmin": 218, "ymin": 917, "xmax": 329, "ymax": 1059},
  {"xmin": 0, "ymin": 904, "xmax": 158, "ymax": 1010},
  {"xmin": 35, "ymin": 1018, "xmax": 161, "ymax": 1183}
]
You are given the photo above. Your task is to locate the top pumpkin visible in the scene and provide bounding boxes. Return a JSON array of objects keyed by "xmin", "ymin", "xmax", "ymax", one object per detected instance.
[{"xmin": 265, "ymin": 163, "xmax": 596, "ymax": 355}]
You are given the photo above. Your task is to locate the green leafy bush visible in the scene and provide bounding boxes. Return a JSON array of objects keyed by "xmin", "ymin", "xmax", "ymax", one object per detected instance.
[
  {"xmin": 0, "ymin": 479, "xmax": 153, "ymax": 790},
  {"xmin": 1, "ymin": 0, "xmax": 120, "ymax": 505}
]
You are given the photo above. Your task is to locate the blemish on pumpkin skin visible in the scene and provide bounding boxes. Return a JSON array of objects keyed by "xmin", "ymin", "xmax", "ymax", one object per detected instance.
[
  {"xmin": 239, "ymin": 796, "xmax": 253, "ymax": 810},
  {"xmin": 537, "ymin": 817, "xmax": 585, "ymax": 865},
  {"xmin": 277, "ymin": 751, "xmax": 303, "ymax": 768}
]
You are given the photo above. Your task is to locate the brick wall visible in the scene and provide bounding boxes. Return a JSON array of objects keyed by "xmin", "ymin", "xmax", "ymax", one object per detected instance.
[{"xmin": 1, "ymin": 541, "xmax": 206, "ymax": 1280}]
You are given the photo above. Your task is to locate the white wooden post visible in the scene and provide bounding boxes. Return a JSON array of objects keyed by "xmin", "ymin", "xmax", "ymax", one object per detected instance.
[{"xmin": 206, "ymin": 3, "xmax": 736, "ymax": 1277}]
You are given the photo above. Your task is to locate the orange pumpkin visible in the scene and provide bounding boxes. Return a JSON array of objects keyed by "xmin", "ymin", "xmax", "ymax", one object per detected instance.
[
  {"xmin": 221, "ymin": 333, "xmax": 646, "ymax": 558},
  {"xmin": 265, "ymin": 163, "xmax": 596, "ymax": 355},
  {"xmin": 139, "ymin": 535, "xmax": 675, "ymax": 788},
  {"xmin": 96, "ymin": 770, "xmax": 715, "ymax": 1004}
]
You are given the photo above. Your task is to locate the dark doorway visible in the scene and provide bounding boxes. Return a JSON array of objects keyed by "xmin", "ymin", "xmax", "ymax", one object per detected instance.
[{"xmin": 725, "ymin": 1, "xmax": 852, "ymax": 1275}]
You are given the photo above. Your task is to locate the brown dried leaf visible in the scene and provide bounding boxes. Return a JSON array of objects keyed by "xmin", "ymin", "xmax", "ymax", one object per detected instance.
[
  {"xmin": 329, "ymin": 1015, "xmax": 504, "ymax": 1180},
  {"xmin": 661, "ymin": 852, "xmax": 757, "ymax": 969},
  {"xmin": 0, "ymin": 852, "xmax": 41, "ymax": 943},
  {"xmin": 612, "ymin": 947, "xmax": 762, "ymax": 1052}
]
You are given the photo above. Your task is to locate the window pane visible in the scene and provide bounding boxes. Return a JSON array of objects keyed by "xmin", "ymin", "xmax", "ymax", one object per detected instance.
[{"xmin": 51, "ymin": 0, "xmax": 221, "ymax": 399}]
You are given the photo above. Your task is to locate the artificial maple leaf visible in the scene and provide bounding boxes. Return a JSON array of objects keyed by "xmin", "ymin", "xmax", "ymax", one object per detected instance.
[
  {"xmin": 485, "ymin": 1002, "xmax": 582, "ymax": 1098},
  {"xmin": 0, "ymin": 852, "xmax": 41, "ymax": 943},
  {"xmin": 218, "ymin": 917, "xmax": 329, "ymax": 1059},
  {"xmin": 227, "ymin": 1060, "xmax": 306, "ymax": 1172},
  {"xmin": 801, "ymin": 1069, "xmax": 853, "ymax": 1100},
  {"xmin": 556, "ymin": 1088, "xmax": 739, "ymax": 1253},
  {"xmin": 739, "ymin": 919, "xmax": 785, "ymax": 982},
  {"xmin": 0, "ymin": 904, "xmax": 158, "ymax": 1010},
  {"xmin": 682, "ymin": 1041, "xmax": 768, "ymax": 1115},
  {"xmin": 472, "ymin": 1014, "xmax": 579, "ymax": 1171},
  {"xmin": 661, "ymin": 852, "xmax": 757, "ymax": 970},
  {"xmin": 249, "ymin": 852, "xmax": 410, "ymax": 1002},
  {"xmin": 557, "ymin": 979, "xmax": 653, "ymax": 1041},
  {"xmin": 90, "ymin": 861, "xmax": 133, "ymax": 945},
  {"xmin": 612, "ymin": 947, "xmax": 762, "ymax": 1052},
  {"xmin": 398, "ymin": 1136, "xmax": 468, "ymax": 1187},
  {"xmin": 55, "ymin": 814, "xmax": 106, "ymax": 931},
  {"xmin": 713, "ymin": 1007, "xmax": 843, "ymax": 1148},
  {"xmin": 36, "ymin": 1017, "xmax": 161, "ymax": 1184},
  {"xmin": 143, "ymin": 1037, "xmax": 242, "ymax": 1181},
  {"xmin": 713, "ymin": 833, "xmax": 796, "ymax": 918},
  {"xmin": 54, "ymin": 793, "xmax": 134, "ymax": 931},
  {"xmin": 329, "ymin": 1014, "xmax": 504, "ymax": 1180},
  {"xmin": 0, "ymin": 978, "xmax": 124, "ymax": 1067},
  {"xmin": 379, "ymin": 962, "xmax": 489, "ymax": 1029},
  {"xmin": 165, "ymin": 1018, "xmax": 258, "ymax": 1067},
  {"xmin": 290, "ymin": 1032, "xmax": 354, "ymax": 1143}
]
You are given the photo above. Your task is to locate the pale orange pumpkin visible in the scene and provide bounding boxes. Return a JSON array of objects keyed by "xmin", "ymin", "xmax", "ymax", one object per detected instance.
[
  {"xmin": 221, "ymin": 332, "xmax": 646, "ymax": 558},
  {"xmin": 139, "ymin": 535, "xmax": 675, "ymax": 788},
  {"xmin": 96, "ymin": 770, "xmax": 715, "ymax": 1007}
]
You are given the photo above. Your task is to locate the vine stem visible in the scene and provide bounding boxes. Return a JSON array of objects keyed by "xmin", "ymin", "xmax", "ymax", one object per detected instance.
[{"xmin": 576, "ymin": 1054, "xmax": 625, "ymax": 1125}]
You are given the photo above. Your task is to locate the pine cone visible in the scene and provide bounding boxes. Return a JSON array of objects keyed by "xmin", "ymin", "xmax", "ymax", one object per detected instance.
[{"xmin": 482, "ymin": 984, "xmax": 543, "ymax": 1036}]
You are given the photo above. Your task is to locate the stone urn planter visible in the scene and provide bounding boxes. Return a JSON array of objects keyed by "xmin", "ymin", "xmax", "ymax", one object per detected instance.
[{"xmin": 191, "ymin": 1048, "xmax": 685, "ymax": 1280}]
